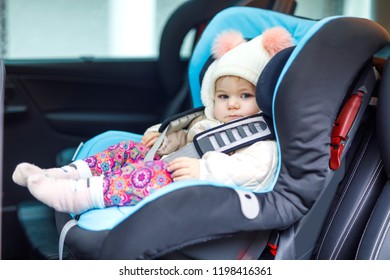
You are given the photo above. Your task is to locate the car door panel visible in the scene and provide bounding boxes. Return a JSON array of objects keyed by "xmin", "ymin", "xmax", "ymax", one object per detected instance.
[{"xmin": 5, "ymin": 59, "xmax": 166, "ymax": 134}]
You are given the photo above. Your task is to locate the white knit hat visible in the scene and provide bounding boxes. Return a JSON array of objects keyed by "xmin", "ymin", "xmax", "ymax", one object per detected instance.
[{"xmin": 200, "ymin": 27, "xmax": 293, "ymax": 120}]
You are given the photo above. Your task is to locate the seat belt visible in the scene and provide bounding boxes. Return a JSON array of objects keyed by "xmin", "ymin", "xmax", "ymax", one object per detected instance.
[
  {"xmin": 144, "ymin": 108, "xmax": 205, "ymax": 162},
  {"xmin": 58, "ymin": 217, "xmax": 79, "ymax": 260},
  {"xmin": 146, "ymin": 112, "xmax": 274, "ymax": 162}
]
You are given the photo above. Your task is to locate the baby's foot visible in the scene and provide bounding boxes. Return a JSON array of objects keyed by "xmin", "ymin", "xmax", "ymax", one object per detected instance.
[
  {"xmin": 27, "ymin": 174, "xmax": 93, "ymax": 214},
  {"xmin": 12, "ymin": 163, "xmax": 44, "ymax": 187},
  {"xmin": 12, "ymin": 162, "xmax": 81, "ymax": 187}
]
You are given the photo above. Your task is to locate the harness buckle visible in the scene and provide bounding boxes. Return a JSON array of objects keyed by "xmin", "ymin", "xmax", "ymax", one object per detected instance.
[
  {"xmin": 260, "ymin": 230, "xmax": 279, "ymax": 259},
  {"xmin": 330, "ymin": 137, "xmax": 344, "ymax": 170}
]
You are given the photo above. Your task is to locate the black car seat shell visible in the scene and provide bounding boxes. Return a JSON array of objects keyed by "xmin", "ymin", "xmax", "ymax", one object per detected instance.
[
  {"xmin": 54, "ymin": 7, "xmax": 390, "ymax": 260},
  {"xmin": 281, "ymin": 61, "xmax": 381, "ymax": 259}
]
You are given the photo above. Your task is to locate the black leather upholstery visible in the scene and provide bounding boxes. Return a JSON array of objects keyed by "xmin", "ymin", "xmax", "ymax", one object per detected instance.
[
  {"xmin": 313, "ymin": 114, "xmax": 386, "ymax": 259},
  {"xmin": 355, "ymin": 53, "xmax": 390, "ymax": 259},
  {"xmin": 356, "ymin": 181, "xmax": 390, "ymax": 259}
]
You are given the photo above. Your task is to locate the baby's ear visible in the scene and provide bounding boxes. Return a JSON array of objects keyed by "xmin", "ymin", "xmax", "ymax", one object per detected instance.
[
  {"xmin": 262, "ymin": 27, "xmax": 294, "ymax": 57},
  {"xmin": 212, "ymin": 30, "xmax": 247, "ymax": 59}
]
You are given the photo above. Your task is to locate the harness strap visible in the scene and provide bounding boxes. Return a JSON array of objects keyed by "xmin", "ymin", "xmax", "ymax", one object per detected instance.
[
  {"xmin": 71, "ymin": 142, "xmax": 84, "ymax": 162},
  {"xmin": 163, "ymin": 113, "xmax": 274, "ymax": 162},
  {"xmin": 194, "ymin": 113, "xmax": 272, "ymax": 156},
  {"xmin": 144, "ymin": 108, "xmax": 205, "ymax": 162},
  {"xmin": 144, "ymin": 125, "xmax": 170, "ymax": 162}
]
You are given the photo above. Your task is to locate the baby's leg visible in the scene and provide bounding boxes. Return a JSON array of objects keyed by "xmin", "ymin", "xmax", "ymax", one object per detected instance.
[
  {"xmin": 103, "ymin": 160, "xmax": 172, "ymax": 207},
  {"xmin": 12, "ymin": 140, "xmax": 152, "ymax": 187},
  {"xmin": 25, "ymin": 159, "xmax": 171, "ymax": 213},
  {"xmin": 83, "ymin": 140, "xmax": 154, "ymax": 176}
]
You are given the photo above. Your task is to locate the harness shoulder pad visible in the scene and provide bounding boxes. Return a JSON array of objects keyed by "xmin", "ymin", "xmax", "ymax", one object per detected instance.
[{"xmin": 193, "ymin": 113, "xmax": 275, "ymax": 156}]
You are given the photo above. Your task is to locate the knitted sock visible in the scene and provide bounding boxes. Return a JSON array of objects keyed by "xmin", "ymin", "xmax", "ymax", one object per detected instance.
[
  {"xmin": 26, "ymin": 174, "xmax": 105, "ymax": 214},
  {"xmin": 12, "ymin": 163, "xmax": 43, "ymax": 187},
  {"xmin": 12, "ymin": 160, "xmax": 92, "ymax": 187}
]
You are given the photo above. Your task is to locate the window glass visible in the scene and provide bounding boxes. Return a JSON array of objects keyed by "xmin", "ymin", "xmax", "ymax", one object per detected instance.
[
  {"xmin": 1, "ymin": 0, "xmax": 385, "ymax": 60},
  {"xmin": 0, "ymin": 0, "xmax": 189, "ymax": 59},
  {"xmin": 295, "ymin": 0, "xmax": 390, "ymax": 37},
  {"xmin": 295, "ymin": 0, "xmax": 372, "ymax": 20}
]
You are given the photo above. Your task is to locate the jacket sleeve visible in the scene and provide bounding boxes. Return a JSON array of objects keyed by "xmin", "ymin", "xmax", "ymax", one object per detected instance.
[
  {"xmin": 144, "ymin": 123, "xmax": 161, "ymax": 134},
  {"xmin": 198, "ymin": 140, "xmax": 278, "ymax": 192},
  {"xmin": 157, "ymin": 114, "xmax": 212, "ymax": 156}
]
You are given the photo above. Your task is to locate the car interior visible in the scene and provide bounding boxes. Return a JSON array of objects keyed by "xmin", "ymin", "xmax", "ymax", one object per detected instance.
[{"xmin": 1, "ymin": 0, "xmax": 390, "ymax": 261}]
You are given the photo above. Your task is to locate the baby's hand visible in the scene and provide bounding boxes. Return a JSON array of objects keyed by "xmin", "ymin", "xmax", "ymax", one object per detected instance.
[
  {"xmin": 142, "ymin": 131, "xmax": 161, "ymax": 147},
  {"xmin": 167, "ymin": 157, "xmax": 200, "ymax": 181}
]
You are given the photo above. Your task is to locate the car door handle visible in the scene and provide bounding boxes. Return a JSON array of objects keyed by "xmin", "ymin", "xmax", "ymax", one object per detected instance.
[
  {"xmin": 5, "ymin": 104, "xmax": 28, "ymax": 115},
  {"xmin": 4, "ymin": 82, "xmax": 30, "ymax": 120}
]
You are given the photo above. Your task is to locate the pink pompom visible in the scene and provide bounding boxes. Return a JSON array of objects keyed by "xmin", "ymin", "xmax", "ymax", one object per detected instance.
[
  {"xmin": 262, "ymin": 27, "xmax": 294, "ymax": 57},
  {"xmin": 212, "ymin": 30, "xmax": 246, "ymax": 59}
]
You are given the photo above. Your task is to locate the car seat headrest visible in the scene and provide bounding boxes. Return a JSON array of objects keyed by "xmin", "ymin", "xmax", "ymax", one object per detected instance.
[
  {"xmin": 198, "ymin": 56, "xmax": 214, "ymax": 88},
  {"xmin": 256, "ymin": 46, "xmax": 295, "ymax": 119},
  {"xmin": 188, "ymin": 7, "xmax": 316, "ymax": 109}
]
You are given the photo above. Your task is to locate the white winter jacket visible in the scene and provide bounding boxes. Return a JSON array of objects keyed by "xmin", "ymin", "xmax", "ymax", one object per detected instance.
[{"xmin": 199, "ymin": 140, "xmax": 277, "ymax": 192}]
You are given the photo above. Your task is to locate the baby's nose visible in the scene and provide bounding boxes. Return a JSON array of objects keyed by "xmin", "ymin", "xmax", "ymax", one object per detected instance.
[{"xmin": 228, "ymin": 98, "xmax": 240, "ymax": 108}]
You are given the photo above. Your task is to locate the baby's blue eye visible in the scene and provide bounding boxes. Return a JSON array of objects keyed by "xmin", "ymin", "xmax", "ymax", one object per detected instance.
[{"xmin": 241, "ymin": 93, "xmax": 253, "ymax": 99}]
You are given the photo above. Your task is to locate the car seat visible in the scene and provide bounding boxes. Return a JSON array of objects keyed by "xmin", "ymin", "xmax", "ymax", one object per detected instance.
[{"xmin": 54, "ymin": 7, "xmax": 390, "ymax": 260}]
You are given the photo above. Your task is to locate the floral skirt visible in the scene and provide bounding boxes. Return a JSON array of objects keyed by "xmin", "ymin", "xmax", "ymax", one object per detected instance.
[{"xmin": 83, "ymin": 140, "xmax": 172, "ymax": 207}]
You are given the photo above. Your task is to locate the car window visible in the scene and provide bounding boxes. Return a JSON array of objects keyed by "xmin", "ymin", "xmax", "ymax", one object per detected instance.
[
  {"xmin": 0, "ymin": 0, "xmax": 190, "ymax": 59},
  {"xmin": 295, "ymin": 0, "xmax": 372, "ymax": 20},
  {"xmin": 0, "ymin": 0, "xmax": 384, "ymax": 60}
]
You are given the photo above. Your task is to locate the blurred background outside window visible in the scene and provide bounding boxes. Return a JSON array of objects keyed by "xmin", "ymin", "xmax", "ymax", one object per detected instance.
[{"xmin": 0, "ymin": 0, "xmax": 386, "ymax": 60}]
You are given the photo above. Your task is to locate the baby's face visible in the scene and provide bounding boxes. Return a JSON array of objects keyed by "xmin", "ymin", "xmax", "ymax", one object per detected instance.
[{"xmin": 213, "ymin": 76, "xmax": 260, "ymax": 123}]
